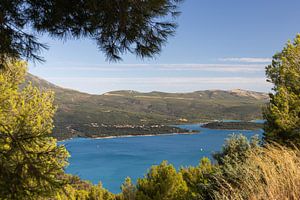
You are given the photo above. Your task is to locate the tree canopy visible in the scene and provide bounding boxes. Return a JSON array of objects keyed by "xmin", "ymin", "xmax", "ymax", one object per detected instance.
[
  {"xmin": 0, "ymin": 0, "xmax": 182, "ymax": 64},
  {"xmin": 0, "ymin": 58, "xmax": 69, "ymax": 199},
  {"xmin": 136, "ymin": 161, "xmax": 188, "ymax": 200},
  {"xmin": 263, "ymin": 34, "xmax": 300, "ymax": 146}
]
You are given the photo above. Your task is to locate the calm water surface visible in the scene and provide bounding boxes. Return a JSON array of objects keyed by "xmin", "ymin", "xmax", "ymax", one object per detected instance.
[{"xmin": 60, "ymin": 124, "xmax": 262, "ymax": 193}]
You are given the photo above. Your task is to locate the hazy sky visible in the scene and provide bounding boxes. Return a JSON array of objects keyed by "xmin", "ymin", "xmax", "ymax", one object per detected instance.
[{"xmin": 29, "ymin": 0, "xmax": 300, "ymax": 94}]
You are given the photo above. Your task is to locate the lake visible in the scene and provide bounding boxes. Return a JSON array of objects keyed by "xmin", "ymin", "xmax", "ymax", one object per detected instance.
[{"xmin": 60, "ymin": 124, "xmax": 263, "ymax": 193}]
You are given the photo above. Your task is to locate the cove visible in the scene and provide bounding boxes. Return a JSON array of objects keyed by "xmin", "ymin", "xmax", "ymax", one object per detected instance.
[{"xmin": 60, "ymin": 124, "xmax": 263, "ymax": 193}]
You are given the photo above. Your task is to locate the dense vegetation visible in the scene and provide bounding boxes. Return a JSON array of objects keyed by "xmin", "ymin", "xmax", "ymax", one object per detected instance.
[
  {"xmin": 263, "ymin": 34, "xmax": 300, "ymax": 146},
  {"xmin": 26, "ymin": 74, "xmax": 268, "ymax": 140},
  {"xmin": 0, "ymin": 2, "xmax": 300, "ymax": 196},
  {"xmin": 202, "ymin": 121, "xmax": 263, "ymax": 130},
  {"xmin": 0, "ymin": 58, "xmax": 69, "ymax": 199}
]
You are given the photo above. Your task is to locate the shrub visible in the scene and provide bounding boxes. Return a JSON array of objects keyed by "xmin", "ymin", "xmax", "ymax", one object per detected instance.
[
  {"xmin": 118, "ymin": 177, "xmax": 137, "ymax": 200},
  {"xmin": 213, "ymin": 134, "xmax": 260, "ymax": 166},
  {"xmin": 212, "ymin": 144, "xmax": 300, "ymax": 200},
  {"xmin": 136, "ymin": 161, "xmax": 188, "ymax": 200},
  {"xmin": 180, "ymin": 157, "xmax": 220, "ymax": 200}
]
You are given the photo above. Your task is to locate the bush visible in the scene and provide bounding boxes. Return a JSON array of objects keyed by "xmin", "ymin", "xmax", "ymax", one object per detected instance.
[
  {"xmin": 119, "ymin": 177, "xmax": 137, "ymax": 200},
  {"xmin": 212, "ymin": 144, "xmax": 300, "ymax": 200},
  {"xmin": 213, "ymin": 134, "xmax": 260, "ymax": 166},
  {"xmin": 180, "ymin": 157, "xmax": 220, "ymax": 200},
  {"xmin": 136, "ymin": 161, "xmax": 188, "ymax": 200},
  {"xmin": 55, "ymin": 176, "xmax": 115, "ymax": 200}
]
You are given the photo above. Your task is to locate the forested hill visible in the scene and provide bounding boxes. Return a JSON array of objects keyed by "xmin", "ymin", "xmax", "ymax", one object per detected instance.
[{"xmin": 25, "ymin": 73, "xmax": 269, "ymax": 140}]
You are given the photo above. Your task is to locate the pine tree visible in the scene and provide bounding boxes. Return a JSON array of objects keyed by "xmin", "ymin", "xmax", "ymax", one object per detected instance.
[
  {"xmin": 136, "ymin": 161, "xmax": 188, "ymax": 200},
  {"xmin": 264, "ymin": 34, "xmax": 300, "ymax": 146},
  {"xmin": 181, "ymin": 157, "xmax": 219, "ymax": 200},
  {"xmin": 0, "ymin": 57, "xmax": 69, "ymax": 199},
  {"xmin": 120, "ymin": 177, "xmax": 137, "ymax": 200},
  {"xmin": 0, "ymin": 0, "xmax": 182, "ymax": 63}
]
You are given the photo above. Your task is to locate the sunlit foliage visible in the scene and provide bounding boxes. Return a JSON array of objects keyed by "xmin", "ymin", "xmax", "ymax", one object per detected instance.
[
  {"xmin": 180, "ymin": 157, "xmax": 220, "ymax": 200},
  {"xmin": 0, "ymin": 58, "xmax": 69, "ymax": 199},
  {"xmin": 264, "ymin": 34, "xmax": 300, "ymax": 146},
  {"xmin": 136, "ymin": 161, "xmax": 188, "ymax": 200}
]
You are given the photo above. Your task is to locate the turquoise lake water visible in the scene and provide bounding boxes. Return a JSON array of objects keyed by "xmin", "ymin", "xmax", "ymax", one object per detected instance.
[{"xmin": 60, "ymin": 124, "xmax": 263, "ymax": 193}]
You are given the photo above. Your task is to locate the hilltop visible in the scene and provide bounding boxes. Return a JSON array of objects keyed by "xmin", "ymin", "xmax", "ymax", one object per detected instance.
[{"xmin": 25, "ymin": 74, "xmax": 269, "ymax": 140}]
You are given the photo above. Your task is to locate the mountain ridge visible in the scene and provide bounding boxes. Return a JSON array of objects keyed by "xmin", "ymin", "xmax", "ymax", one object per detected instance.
[
  {"xmin": 25, "ymin": 74, "xmax": 268, "ymax": 140},
  {"xmin": 27, "ymin": 73, "xmax": 268, "ymax": 99}
]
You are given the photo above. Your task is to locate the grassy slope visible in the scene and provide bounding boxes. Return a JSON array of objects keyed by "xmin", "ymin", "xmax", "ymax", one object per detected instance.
[{"xmin": 26, "ymin": 74, "xmax": 269, "ymax": 139}]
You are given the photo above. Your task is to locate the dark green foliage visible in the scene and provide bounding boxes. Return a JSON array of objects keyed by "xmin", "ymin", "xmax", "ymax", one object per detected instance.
[
  {"xmin": 264, "ymin": 34, "xmax": 300, "ymax": 146},
  {"xmin": 0, "ymin": 0, "xmax": 182, "ymax": 63},
  {"xmin": 202, "ymin": 121, "xmax": 263, "ymax": 130}
]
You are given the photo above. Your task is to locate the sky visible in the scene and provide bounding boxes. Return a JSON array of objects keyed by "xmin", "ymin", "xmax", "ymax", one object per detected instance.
[{"xmin": 29, "ymin": 0, "xmax": 300, "ymax": 94}]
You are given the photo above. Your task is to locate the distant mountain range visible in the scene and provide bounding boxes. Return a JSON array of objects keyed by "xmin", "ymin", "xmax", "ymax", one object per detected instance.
[{"xmin": 25, "ymin": 74, "xmax": 269, "ymax": 140}]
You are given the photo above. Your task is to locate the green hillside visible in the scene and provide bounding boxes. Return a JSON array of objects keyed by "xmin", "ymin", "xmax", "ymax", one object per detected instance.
[{"xmin": 26, "ymin": 74, "xmax": 268, "ymax": 140}]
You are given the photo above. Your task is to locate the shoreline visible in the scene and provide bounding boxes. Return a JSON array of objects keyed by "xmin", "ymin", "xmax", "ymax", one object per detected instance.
[
  {"xmin": 57, "ymin": 120, "xmax": 264, "ymax": 142},
  {"xmin": 201, "ymin": 121, "xmax": 264, "ymax": 131},
  {"xmin": 59, "ymin": 131, "xmax": 199, "ymax": 142},
  {"xmin": 93, "ymin": 131, "xmax": 199, "ymax": 140}
]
